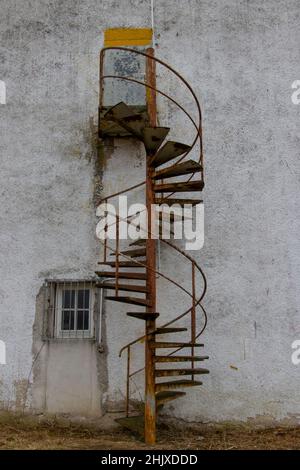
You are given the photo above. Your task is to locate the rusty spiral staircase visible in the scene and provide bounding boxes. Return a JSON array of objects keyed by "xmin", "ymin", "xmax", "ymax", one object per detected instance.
[{"xmin": 96, "ymin": 47, "xmax": 208, "ymax": 444}]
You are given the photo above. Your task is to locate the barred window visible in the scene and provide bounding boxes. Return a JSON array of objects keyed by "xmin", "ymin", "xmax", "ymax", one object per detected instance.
[
  {"xmin": 43, "ymin": 280, "xmax": 97, "ymax": 339},
  {"xmin": 59, "ymin": 287, "xmax": 91, "ymax": 333}
]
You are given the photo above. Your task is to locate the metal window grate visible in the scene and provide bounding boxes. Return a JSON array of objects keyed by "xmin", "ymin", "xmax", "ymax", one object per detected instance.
[{"xmin": 42, "ymin": 279, "xmax": 98, "ymax": 340}]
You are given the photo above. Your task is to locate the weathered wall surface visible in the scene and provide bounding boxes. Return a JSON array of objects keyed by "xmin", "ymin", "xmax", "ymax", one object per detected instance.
[
  {"xmin": 0, "ymin": 0, "xmax": 300, "ymax": 423},
  {"xmin": 31, "ymin": 286, "xmax": 107, "ymax": 416}
]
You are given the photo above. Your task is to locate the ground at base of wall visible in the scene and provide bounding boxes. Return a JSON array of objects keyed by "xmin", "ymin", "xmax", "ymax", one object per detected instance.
[{"xmin": 0, "ymin": 413, "xmax": 300, "ymax": 450}]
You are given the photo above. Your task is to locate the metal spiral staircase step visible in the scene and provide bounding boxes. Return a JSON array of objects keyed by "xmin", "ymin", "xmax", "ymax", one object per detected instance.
[
  {"xmin": 98, "ymin": 47, "xmax": 208, "ymax": 445},
  {"xmin": 98, "ymin": 261, "xmax": 146, "ymax": 268},
  {"xmin": 155, "ymin": 368, "xmax": 209, "ymax": 377},
  {"xmin": 157, "ymin": 211, "xmax": 192, "ymax": 223},
  {"xmin": 142, "ymin": 127, "xmax": 170, "ymax": 154},
  {"xmin": 99, "ymin": 103, "xmax": 148, "ymax": 138},
  {"xmin": 95, "ymin": 271, "xmax": 147, "ymax": 280},
  {"xmin": 115, "ymin": 415, "xmax": 144, "ymax": 437},
  {"xmin": 155, "ymin": 391, "xmax": 186, "ymax": 406},
  {"xmin": 150, "ymin": 342, "xmax": 204, "ymax": 349},
  {"xmin": 103, "ymin": 102, "xmax": 147, "ymax": 139},
  {"xmin": 125, "ymin": 220, "xmax": 175, "ymax": 236},
  {"xmin": 154, "ymin": 327, "xmax": 187, "ymax": 334},
  {"xmin": 155, "ymin": 380, "xmax": 203, "ymax": 392},
  {"xmin": 150, "ymin": 141, "xmax": 191, "ymax": 168},
  {"xmin": 128, "ymin": 223, "xmax": 182, "ymax": 247},
  {"xmin": 99, "ymin": 119, "xmax": 129, "ymax": 137},
  {"xmin": 102, "ymin": 104, "xmax": 171, "ymax": 152},
  {"xmin": 155, "ymin": 355, "xmax": 209, "ymax": 363},
  {"xmin": 128, "ymin": 231, "xmax": 175, "ymax": 244},
  {"xmin": 157, "ymin": 221, "xmax": 175, "ymax": 236},
  {"xmin": 127, "ymin": 312, "xmax": 159, "ymax": 320},
  {"xmin": 110, "ymin": 248, "xmax": 146, "ymax": 258},
  {"xmin": 106, "ymin": 296, "xmax": 151, "ymax": 307},
  {"xmin": 129, "ymin": 238, "xmax": 147, "ymax": 247},
  {"xmin": 153, "ymin": 160, "xmax": 202, "ymax": 180},
  {"xmin": 98, "ymin": 282, "xmax": 149, "ymax": 294},
  {"xmin": 115, "ymin": 114, "xmax": 147, "ymax": 139},
  {"xmin": 104, "ymin": 102, "xmax": 137, "ymax": 120},
  {"xmin": 154, "ymin": 180, "xmax": 204, "ymax": 193},
  {"xmin": 155, "ymin": 197, "xmax": 203, "ymax": 206}
]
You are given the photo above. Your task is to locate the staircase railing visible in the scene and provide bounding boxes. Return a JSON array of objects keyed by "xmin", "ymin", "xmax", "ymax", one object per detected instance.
[
  {"xmin": 99, "ymin": 47, "xmax": 203, "ymax": 178},
  {"xmin": 118, "ymin": 241, "xmax": 208, "ymax": 416},
  {"xmin": 98, "ymin": 46, "xmax": 207, "ymax": 416},
  {"xmin": 97, "ymin": 210, "xmax": 207, "ymax": 415}
]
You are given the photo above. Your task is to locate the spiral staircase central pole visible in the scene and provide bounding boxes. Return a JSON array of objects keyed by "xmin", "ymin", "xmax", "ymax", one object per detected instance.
[{"xmin": 145, "ymin": 47, "xmax": 157, "ymax": 445}]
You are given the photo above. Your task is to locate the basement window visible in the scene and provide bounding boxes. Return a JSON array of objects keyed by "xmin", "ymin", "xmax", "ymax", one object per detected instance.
[{"xmin": 43, "ymin": 280, "xmax": 97, "ymax": 339}]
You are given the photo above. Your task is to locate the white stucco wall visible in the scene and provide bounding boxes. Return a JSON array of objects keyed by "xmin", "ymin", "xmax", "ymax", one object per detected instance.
[{"xmin": 0, "ymin": 0, "xmax": 300, "ymax": 423}]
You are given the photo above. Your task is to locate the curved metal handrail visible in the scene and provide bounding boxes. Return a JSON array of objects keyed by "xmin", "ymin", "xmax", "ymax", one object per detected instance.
[
  {"xmin": 96, "ymin": 209, "xmax": 207, "ymax": 357},
  {"xmin": 98, "ymin": 46, "xmax": 207, "ymax": 404},
  {"xmin": 98, "ymin": 46, "xmax": 204, "ymax": 231},
  {"xmin": 100, "ymin": 46, "xmax": 203, "ymax": 176}
]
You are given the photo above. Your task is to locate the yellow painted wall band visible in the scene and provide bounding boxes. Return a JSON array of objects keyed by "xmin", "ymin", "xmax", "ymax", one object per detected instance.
[{"xmin": 104, "ymin": 28, "xmax": 152, "ymax": 47}]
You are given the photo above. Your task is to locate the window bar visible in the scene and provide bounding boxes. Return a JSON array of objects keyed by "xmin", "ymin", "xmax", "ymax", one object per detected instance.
[
  {"xmin": 69, "ymin": 281, "xmax": 71, "ymax": 338},
  {"xmin": 64, "ymin": 280, "xmax": 67, "ymax": 339},
  {"xmin": 82, "ymin": 280, "xmax": 84, "ymax": 339},
  {"xmin": 68, "ymin": 283, "xmax": 70, "ymax": 337},
  {"xmin": 43, "ymin": 281, "xmax": 47, "ymax": 339},
  {"xmin": 78, "ymin": 280, "xmax": 80, "ymax": 339},
  {"xmin": 61, "ymin": 283, "xmax": 64, "ymax": 340},
  {"xmin": 87, "ymin": 280, "xmax": 89, "ymax": 337},
  {"xmin": 116, "ymin": 214, "xmax": 120, "ymax": 297},
  {"xmin": 52, "ymin": 282, "xmax": 56, "ymax": 339},
  {"xmin": 48, "ymin": 281, "xmax": 51, "ymax": 339},
  {"xmin": 90, "ymin": 280, "xmax": 93, "ymax": 338},
  {"xmin": 50, "ymin": 281, "xmax": 53, "ymax": 339}
]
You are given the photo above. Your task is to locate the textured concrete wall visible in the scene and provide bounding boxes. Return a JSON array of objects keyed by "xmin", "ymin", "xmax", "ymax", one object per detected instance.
[
  {"xmin": 38, "ymin": 341, "xmax": 102, "ymax": 416},
  {"xmin": 31, "ymin": 286, "xmax": 107, "ymax": 416},
  {"xmin": 0, "ymin": 0, "xmax": 300, "ymax": 423}
]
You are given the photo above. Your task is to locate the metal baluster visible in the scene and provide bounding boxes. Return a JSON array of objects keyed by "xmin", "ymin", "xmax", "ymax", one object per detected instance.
[
  {"xmin": 191, "ymin": 262, "xmax": 196, "ymax": 379},
  {"xmin": 126, "ymin": 346, "xmax": 131, "ymax": 417}
]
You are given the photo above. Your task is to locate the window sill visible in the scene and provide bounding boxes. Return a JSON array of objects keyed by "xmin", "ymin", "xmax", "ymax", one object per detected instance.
[{"xmin": 42, "ymin": 336, "xmax": 96, "ymax": 342}]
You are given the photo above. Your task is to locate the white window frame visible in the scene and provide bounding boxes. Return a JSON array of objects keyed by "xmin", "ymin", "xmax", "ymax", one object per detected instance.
[{"xmin": 55, "ymin": 283, "xmax": 95, "ymax": 339}]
